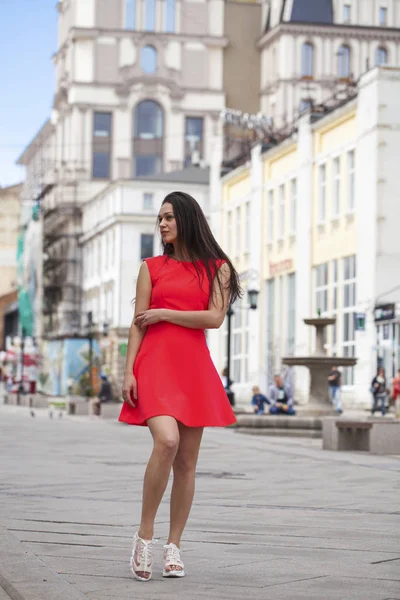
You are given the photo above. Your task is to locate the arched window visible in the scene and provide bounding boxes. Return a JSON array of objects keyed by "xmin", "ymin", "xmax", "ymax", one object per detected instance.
[
  {"xmin": 376, "ymin": 47, "xmax": 388, "ymax": 66},
  {"xmin": 134, "ymin": 100, "xmax": 163, "ymax": 177},
  {"xmin": 301, "ymin": 42, "xmax": 314, "ymax": 77},
  {"xmin": 338, "ymin": 45, "xmax": 351, "ymax": 78},
  {"xmin": 141, "ymin": 46, "xmax": 157, "ymax": 74},
  {"xmin": 145, "ymin": 0, "xmax": 156, "ymax": 31},
  {"xmin": 166, "ymin": 0, "xmax": 175, "ymax": 32}
]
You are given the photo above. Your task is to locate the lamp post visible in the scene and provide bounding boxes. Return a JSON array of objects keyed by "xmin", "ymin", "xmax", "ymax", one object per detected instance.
[
  {"xmin": 225, "ymin": 287, "xmax": 259, "ymax": 406},
  {"xmin": 16, "ymin": 327, "xmax": 26, "ymax": 406},
  {"xmin": 87, "ymin": 311, "xmax": 94, "ymax": 399}
]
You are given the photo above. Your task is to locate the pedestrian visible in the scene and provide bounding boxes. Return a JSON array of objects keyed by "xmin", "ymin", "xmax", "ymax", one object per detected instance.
[
  {"xmin": 371, "ymin": 367, "xmax": 388, "ymax": 416},
  {"xmin": 99, "ymin": 374, "xmax": 112, "ymax": 404},
  {"xmin": 119, "ymin": 191, "xmax": 241, "ymax": 582},
  {"xmin": 251, "ymin": 385, "xmax": 270, "ymax": 415},
  {"xmin": 268, "ymin": 375, "xmax": 296, "ymax": 415},
  {"xmin": 391, "ymin": 368, "xmax": 400, "ymax": 418},
  {"xmin": 327, "ymin": 366, "xmax": 342, "ymax": 414}
]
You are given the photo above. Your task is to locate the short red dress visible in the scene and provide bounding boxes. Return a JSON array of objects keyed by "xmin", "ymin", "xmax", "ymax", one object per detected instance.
[{"xmin": 119, "ymin": 255, "xmax": 236, "ymax": 428}]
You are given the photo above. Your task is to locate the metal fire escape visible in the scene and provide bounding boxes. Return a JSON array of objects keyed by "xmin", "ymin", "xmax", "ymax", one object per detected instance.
[{"xmin": 42, "ymin": 177, "xmax": 82, "ymax": 338}]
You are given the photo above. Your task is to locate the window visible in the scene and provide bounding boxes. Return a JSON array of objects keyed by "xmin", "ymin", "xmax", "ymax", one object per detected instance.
[
  {"xmin": 300, "ymin": 98, "xmax": 313, "ymax": 113},
  {"xmin": 279, "ymin": 184, "xmax": 285, "ymax": 239},
  {"xmin": 343, "ymin": 4, "xmax": 351, "ymax": 23},
  {"xmin": 93, "ymin": 112, "xmax": 112, "ymax": 179},
  {"xmin": 343, "ymin": 256, "xmax": 356, "ymax": 384},
  {"xmin": 134, "ymin": 100, "xmax": 163, "ymax": 177},
  {"xmin": 302, "ymin": 42, "xmax": 314, "ymax": 77},
  {"xmin": 347, "ymin": 150, "xmax": 355, "ymax": 212},
  {"xmin": 140, "ymin": 234, "xmax": 154, "ymax": 260},
  {"xmin": 143, "ymin": 192, "xmax": 154, "ymax": 210},
  {"xmin": 290, "ymin": 179, "xmax": 297, "ymax": 235},
  {"xmin": 318, "ymin": 164, "xmax": 326, "ymax": 223},
  {"xmin": 332, "ymin": 157, "xmax": 341, "ymax": 218},
  {"xmin": 166, "ymin": 0, "xmax": 175, "ymax": 32},
  {"xmin": 376, "ymin": 47, "xmax": 388, "ymax": 66},
  {"xmin": 338, "ymin": 45, "xmax": 351, "ymax": 78},
  {"xmin": 145, "ymin": 0, "xmax": 156, "ymax": 31},
  {"xmin": 125, "ymin": 0, "xmax": 135, "ymax": 28},
  {"xmin": 235, "ymin": 207, "xmax": 241, "ymax": 257},
  {"xmin": 141, "ymin": 46, "xmax": 157, "ymax": 74},
  {"xmin": 380, "ymin": 6, "xmax": 387, "ymax": 26},
  {"xmin": 110, "ymin": 229, "xmax": 115, "ymax": 267},
  {"xmin": 287, "ymin": 273, "xmax": 296, "ymax": 355},
  {"xmin": 184, "ymin": 117, "xmax": 203, "ymax": 167},
  {"xmin": 315, "ymin": 263, "xmax": 329, "ymax": 315},
  {"xmin": 245, "ymin": 201, "xmax": 251, "ymax": 253},
  {"xmin": 268, "ymin": 190, "xmax": 274, "ymax": 243},
  {"xmin": 231, "ymin": 297, "xmax": 250, "ymax": 384}
]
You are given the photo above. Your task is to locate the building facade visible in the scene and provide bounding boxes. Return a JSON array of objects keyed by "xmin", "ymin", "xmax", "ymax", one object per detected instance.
[
  {"xmin": 16, "ymin": 0, "xmax": 261, "ymax": 344},
  {"xmin": 211, "ymin": 66, "xmax": 400, "ymax": 409},
  {"xmin": 259, "ymin": 0, "xmax": 400, "ymax": 124}
]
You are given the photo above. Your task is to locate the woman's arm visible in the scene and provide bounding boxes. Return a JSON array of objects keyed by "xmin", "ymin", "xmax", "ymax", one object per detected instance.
[
  {"xmin": 135, "ymin": 263, "xmax": 231, "ymax": 330},
  {"xmin": 122, "ymin": 263, "xmax": 152, "ymax": 405}
]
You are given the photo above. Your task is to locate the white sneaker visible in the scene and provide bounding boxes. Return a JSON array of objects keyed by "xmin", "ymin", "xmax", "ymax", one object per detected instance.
[
  {"xmin": 130, "ymin": 532, "xmax": 154, "ymax": 582},
  {"xmin": 163, "ymin": 543, "xmax": 185, "ymax": 578}
]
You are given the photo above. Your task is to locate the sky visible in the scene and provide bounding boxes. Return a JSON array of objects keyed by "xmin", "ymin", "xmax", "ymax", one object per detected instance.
[{"xmin": 0, "ymin": 0, "xmax": 57, "ymax": 187}]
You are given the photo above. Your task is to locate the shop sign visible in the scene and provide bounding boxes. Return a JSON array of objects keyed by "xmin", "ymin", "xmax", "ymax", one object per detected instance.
[
  {"xmin": 119, "ymin": 343, "xmax": 127, "ymax": 357},
  {"xmin": 269, "ymin": 259, "xmax": 293, "ymax": 276},
  {"xmin": 374, "ymin": 303, "xmax": 396, "ymax": 322},
  {"xmin": 354, "ymin": 313, "xmax": 366, "ymax": 331}
]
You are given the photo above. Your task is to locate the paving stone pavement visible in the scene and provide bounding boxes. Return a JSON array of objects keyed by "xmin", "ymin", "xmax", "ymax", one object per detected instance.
[{"xmin": 0, "ymin": 404, "xmax": 399, "ymax": 600}]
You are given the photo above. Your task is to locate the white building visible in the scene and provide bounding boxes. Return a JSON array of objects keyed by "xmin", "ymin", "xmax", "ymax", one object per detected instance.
[
  {"xmin": 260, "ymin": 0, "xmax": 400, "ymax": 124},
  {"xmin": 80, "ymin": 166, "xmax": 209, "ymax": 384},
  {"xmin": 211, "ymin": 66, "xmax": 400, "ymax": 410}
]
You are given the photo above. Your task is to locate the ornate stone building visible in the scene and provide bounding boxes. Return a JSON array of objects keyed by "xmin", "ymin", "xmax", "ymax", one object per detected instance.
[{"xmin": 259, "ymin": 0, "xmax": 400, "ymax": 124}]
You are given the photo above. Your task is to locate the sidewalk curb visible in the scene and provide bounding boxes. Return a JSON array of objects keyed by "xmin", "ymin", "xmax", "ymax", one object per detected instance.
[{"xmin": 0, "ymin": 528, "xmax": 87, "ymax": 600}]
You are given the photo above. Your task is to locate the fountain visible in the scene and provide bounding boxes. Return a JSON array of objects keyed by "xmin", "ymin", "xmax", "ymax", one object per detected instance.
[{"xmin": 282, "ymin": 317, "xmax": 357, "ymax": 415}]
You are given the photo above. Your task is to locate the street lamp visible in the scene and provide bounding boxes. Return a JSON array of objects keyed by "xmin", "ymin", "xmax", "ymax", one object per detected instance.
[
  {"xmin": 225, "ymin": 287, "xmax": 259, "ymax": 406},
  {"xmin": 87, "ymin": 311, "xmax": 94, "ymax": 399}
]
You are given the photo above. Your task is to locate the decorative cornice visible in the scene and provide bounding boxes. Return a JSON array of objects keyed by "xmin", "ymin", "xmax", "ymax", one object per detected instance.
[
  {"xmin": 258, "ymin": 22, "xmax": 400, "ymax": 50},
  {"xmin": 70, "ymin": 27, "xmax": 228, "ymax": 48}
]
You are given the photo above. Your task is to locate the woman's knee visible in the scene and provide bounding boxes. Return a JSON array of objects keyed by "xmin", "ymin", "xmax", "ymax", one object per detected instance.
[{"xmin": 154, "ymin": 434, "xmax": 180, "ymax": 458}]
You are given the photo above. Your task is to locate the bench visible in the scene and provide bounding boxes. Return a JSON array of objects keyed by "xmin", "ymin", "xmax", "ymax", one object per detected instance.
[{"xmin": 323, "ymin": 417, "xmax": 400, "ymax": 454}]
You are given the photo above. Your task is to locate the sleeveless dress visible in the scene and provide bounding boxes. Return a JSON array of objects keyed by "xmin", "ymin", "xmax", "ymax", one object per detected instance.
[{"xmin": 118, "ymin": 255, "xmax": 236, "ymax": 428}]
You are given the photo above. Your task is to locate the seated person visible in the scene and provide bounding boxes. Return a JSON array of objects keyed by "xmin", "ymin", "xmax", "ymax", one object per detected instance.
[
  {"xmin": 269, "ymin": 375, "xmax": 296, "ymax": 415},
  {"xmin": 251, "ymin": 386, "xmax": 270, "ymax": 415}
]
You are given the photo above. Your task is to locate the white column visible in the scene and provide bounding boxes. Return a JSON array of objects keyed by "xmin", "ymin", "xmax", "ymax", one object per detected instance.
[
  {"xmin": 294, "ymin": 114, "xmax": 313, "ymax": 404},
  {"xmin": 208, "ymin": 132, "xmax": 224, "ymax": 370},
  {"xmin": 248, "ymin": 144, "xmax": 262, "ymax": 386}
]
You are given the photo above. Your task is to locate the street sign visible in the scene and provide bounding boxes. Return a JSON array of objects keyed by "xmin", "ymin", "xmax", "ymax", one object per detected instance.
[
  {"xmin": 374, "ymin": 303, "xmax": 396, "ymax": 322},
  {"xmin": 119, "ymin": 343, "xmax": 127, "ymax": 357}
]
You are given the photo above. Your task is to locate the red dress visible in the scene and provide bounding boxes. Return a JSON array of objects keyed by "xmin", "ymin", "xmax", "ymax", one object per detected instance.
[{"xmin": 119, "ymin": 255, "xmax": 236, "ymax": 428}]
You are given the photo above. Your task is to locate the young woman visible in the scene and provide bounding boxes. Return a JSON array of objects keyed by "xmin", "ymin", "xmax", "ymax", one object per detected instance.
[
  {"xmin": 371, "ymin": 367, "xmax": 388, "ymax": 416},
  {"xmin": 119, "ymin": 191, "xmax": 241, "ymax": 582}
]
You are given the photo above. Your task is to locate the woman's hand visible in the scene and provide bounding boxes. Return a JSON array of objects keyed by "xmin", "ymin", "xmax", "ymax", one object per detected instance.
[
  {"xmin": 122, "ymin": 372, "xmax": 138, "ymax": 408},
  {"xmin": 135, "ymin": 309, "xmax": 165, "ymax": 329}
]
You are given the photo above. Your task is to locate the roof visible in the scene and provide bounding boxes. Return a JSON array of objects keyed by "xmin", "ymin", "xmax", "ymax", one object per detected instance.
[
  {"xmin": 136, "ymin": 166, "xmax": 210, "ymax": 185},
  {"xmin": 290, "ymin": 0, "xmax": 333, "ymax": 24}
]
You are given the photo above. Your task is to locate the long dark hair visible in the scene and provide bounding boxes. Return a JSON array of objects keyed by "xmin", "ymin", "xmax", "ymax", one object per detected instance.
[{"xmin": 161, "ymin": 191, "xmax": 242, "ymax": 306}]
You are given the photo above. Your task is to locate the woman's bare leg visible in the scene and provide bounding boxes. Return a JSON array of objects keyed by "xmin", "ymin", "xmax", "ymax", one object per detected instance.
[
  {"xmin": 138, "ymin": 416, "xmax": 180, "ymax": 541},
  {"xmin": 167, "ymin": 423, "xmax": 203, "ymax": 557}
]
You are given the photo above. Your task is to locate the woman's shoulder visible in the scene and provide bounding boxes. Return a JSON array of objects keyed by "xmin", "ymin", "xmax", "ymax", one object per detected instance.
[{"xmin": 142, "ymin": 255, "xmax": 167, "ymax": 281}]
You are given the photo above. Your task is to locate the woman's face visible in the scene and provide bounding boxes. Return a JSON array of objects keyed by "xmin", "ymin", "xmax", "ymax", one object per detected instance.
[
  {"xmin": 158, "ymin": 202, "xmax": 178, "ymax": 245},
  {"xmin": 378, "ymin": 368, "xmax": 385, "ymax": 378}
]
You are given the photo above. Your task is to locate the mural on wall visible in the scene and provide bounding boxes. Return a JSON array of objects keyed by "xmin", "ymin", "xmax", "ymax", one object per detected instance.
[{"xmin": 40, "ymin": 338, "xmax": 101, "ymax": 397}]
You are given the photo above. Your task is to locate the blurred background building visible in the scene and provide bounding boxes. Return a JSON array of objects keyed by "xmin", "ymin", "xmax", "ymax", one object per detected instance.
[{"xmin": 8, "ymin": 0, "xmax": 400, "ymax": 403}]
